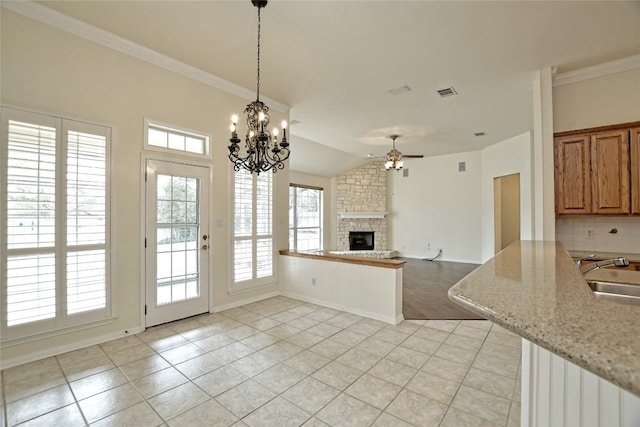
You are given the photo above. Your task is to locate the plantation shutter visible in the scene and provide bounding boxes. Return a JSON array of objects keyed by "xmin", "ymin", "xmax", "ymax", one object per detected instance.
[
  {"xmin": 255, "ymin": 172, "xmax": 273, "ymax": 278},
  {"xmin": 65, "ymin": 123, "xmax": 108, "ymax": 315},
  {"xmin": 5, "ymin": 116, "xmax": 58, "ymax": 327},
  {"xmin": 232, "ymin": 169, "xmax": 273, "ymax": 289},
  {"xmin": 1, "ymin": 107, "xmax": 111, "ymax": 340}
]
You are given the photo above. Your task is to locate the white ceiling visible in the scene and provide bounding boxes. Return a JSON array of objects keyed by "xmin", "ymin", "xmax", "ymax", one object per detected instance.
[{"xmin": 29, "ymin": 1, "xmax": 640, "ymax": 176}]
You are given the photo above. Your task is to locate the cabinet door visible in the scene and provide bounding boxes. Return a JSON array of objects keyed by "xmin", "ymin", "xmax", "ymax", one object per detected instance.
[
  {"xmin": 590, "ymin": 130, "xmax": 630, "ymax": 214},
  {"xmin": 554, "ymin": 135, "xmax": 591, "ymax": 214},
  {"xmin": 632, "ymin": 128, "xmax": 640, "ymax": 214}
]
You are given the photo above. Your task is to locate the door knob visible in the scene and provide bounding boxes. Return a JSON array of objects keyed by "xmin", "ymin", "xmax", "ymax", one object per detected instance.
[{"xmin": 201, "ymin": 244, "xmax": 208, "ymax": 250}]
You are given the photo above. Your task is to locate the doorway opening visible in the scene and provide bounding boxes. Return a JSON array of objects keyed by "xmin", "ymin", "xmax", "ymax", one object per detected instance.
[{"xmin": 494, "ymin": 173, "xmax": 521, "ymax": 254}]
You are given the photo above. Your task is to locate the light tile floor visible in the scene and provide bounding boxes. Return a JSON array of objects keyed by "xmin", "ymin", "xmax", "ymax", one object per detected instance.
[{"xmin": 1, "ymin": 296, "xmax": 522, "ymax": 426}]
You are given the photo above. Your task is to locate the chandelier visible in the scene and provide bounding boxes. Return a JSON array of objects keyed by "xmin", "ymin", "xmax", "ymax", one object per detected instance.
[{"xmin": 228, "ymin": 0, "xmax": 289, "ymax": 174}]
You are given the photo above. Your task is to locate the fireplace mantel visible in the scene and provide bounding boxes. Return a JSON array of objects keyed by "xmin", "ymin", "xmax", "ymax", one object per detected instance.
[{"xmin": 340, "ymin": 212, "xmax": 387, "ymax": 219}]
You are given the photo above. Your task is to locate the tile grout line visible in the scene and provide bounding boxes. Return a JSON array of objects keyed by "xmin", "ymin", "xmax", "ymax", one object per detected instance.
[
  {"xmin": 1, "ymin": 299, "xmax": 522, "ymax": 426},
  {"xmin": 54, "ymin": 354, "xmax": 91, "ymax": 427}
]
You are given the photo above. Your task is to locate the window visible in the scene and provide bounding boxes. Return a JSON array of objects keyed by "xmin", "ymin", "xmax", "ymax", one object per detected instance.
[
  {"xmin": 1, "ymin": 107, "xmax": 111, "ymax": 341},
  {"xmin": 289, "ymin": 184, "xmax": 323, "ymax": 251},
  {"xmin": 144, "ymin": 119, "xmax": 210, "ymax": 157},
  {"xmin": 232, "ymin": 169, "xmax": 274, "ymax": 291}
]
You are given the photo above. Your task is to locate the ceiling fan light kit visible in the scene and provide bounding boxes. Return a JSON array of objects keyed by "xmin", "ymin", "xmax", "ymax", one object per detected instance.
[
  {"xmin": 228, "ymin": 0, "xmax": 290, "ymax": 174},
  {"xmin": 383, "ymin": 134, "xmax": 423, "ymax": 171}
]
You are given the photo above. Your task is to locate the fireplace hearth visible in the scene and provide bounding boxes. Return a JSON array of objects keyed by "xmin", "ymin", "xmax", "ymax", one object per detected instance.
[{"xmin": 349, "ymin": 231, "xmax": 374, "ymax": 251}]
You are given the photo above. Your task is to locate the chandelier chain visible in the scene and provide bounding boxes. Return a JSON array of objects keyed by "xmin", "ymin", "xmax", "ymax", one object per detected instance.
[{"xmin": 256, "ymin": 5, "xmax": 261, "ymax": 101}]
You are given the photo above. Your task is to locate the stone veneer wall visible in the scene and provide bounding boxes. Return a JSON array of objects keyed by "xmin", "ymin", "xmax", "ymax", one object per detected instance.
[{"xmin": 336, "ymin": 161, "xmax": 388, "ymax": 250}]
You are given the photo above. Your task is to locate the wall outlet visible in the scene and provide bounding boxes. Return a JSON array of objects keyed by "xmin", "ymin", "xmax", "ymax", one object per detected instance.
[
  {"xmin": 426, "ymin": 242, "xmax": 431, "ymax": 251},
  {"xmin": 311, "ymin": 278, "xmax": 317, "ymax": 286},
  {"xmin": 586, "ymin": 229, "xmax": 594, "ymax": 239}
]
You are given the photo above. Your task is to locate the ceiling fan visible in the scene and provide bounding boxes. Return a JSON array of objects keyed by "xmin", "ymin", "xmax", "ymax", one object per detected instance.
[{"xmin": 369, "ymin": 135, "xmax": 424, "ymax": 170}]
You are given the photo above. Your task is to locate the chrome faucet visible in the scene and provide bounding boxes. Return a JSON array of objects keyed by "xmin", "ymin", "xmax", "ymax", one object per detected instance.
[
  {"xmin": 579, "ymin": 257, "xmax": 629, "ymax": 274},
  {"xmin": 573, "ymin": 254, "xmax": 597, "ymax": 268}
]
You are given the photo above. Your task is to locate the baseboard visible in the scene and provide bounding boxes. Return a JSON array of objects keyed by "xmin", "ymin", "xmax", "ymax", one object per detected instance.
[
  {"xmin": 212, "ymin": 291, "xmax": 280, "ymax": 313},
  {"xmin": 400, "ymin": 254, "xmax": 482, "ymax": 264},
  {"xmin": 1, "ymin": 326, "xmax": 144, "ymax": 370}
]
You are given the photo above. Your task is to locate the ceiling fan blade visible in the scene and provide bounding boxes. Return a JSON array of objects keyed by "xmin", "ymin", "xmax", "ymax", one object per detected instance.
[{"xmin": 401, "ymin": 154, "xmax": 424, "ymax": 158}]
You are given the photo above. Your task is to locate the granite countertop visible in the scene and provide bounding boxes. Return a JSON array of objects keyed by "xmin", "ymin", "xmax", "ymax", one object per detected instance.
[{"xmin": 448, "ymin": 241, "xmax": 640, "ymax": 397}]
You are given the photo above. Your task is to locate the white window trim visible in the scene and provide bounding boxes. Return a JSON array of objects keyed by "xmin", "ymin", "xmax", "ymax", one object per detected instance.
[
  {"xmin": 228, "ymin": 166, "xmax": 277, "ymax": 295},
  {"xmin": 143, "ymin": 118, "xmax": 212, "ymax": 159},
  {"xmin": 1, "ymin": 106, "xmax": 115, "ymax": 345}
]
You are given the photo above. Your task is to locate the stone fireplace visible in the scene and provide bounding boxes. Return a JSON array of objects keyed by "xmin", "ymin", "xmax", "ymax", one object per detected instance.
[{"xmin": 336, "ymin": 162, "xmax": 388, "ymax": 251}]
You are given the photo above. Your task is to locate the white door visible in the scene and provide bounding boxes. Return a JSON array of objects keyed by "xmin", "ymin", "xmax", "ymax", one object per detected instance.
[{"xmin": 145, "ymin": 159, "xmax": 210, "ymax": 327}]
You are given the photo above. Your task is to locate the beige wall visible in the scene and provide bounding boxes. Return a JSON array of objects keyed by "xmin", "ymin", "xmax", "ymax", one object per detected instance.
[
  {"xmin": 1, "ymin": 10, "xmax": 289, "ymax": 364},
  {"xmin": 553, "ymin": 68, "xmax": 640, "ymax": 132},
  {"xmin": 389, "ymin": 152, "xmax": 484, "ymax": 263}
]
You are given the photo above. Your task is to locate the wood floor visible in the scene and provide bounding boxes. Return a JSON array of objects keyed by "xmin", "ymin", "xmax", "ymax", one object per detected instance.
[{"xmin": 401, "ymin": 257, "xmax": 483, "ymax": 320}]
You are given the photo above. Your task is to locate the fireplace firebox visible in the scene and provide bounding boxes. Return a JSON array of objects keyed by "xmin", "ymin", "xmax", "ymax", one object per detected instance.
[{"xmin": 349, "ymin": 231, "xmax": 374, "ymax": 251}]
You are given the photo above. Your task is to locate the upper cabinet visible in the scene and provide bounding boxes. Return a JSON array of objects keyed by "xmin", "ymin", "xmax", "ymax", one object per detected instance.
[
  {"xmin": 590, "ymin": 130, "xmax": 629, "ymax": 214},
  {"xmin": 632, "ymin": 128, "xmax": 640, "ymax": 214},
  {"xmin": 554, "ymin": 122, "xmax": 640, "ymax": 216},
  {"xmin": 555, "ymin": 134, "xmax": 591, "ymax": 214}
]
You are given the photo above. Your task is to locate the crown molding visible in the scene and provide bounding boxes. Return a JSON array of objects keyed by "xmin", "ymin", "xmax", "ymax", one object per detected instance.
[
  {"xmin": 553, "ymin": 54, "xmax": 640, "ymax": 87},
  {"xmin": 2, "ymin": 1, "xmax": 290, "ymax": 113}
]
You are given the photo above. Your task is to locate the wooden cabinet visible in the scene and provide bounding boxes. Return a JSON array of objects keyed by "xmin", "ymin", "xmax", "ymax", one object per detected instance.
[
  {"xmin": 590, "ymin": 130, "xmax": 629, "ymax": 214},
  {"xmin": 632, "ymin": 128, "xmax": 640, "ymax": 214},
  {"xmin": 554, "ymin": 122, "xmax": 640, "ymax": 216},
  {"xmin": 555, "ymin": 134, "xmax": 591, "ymax": 214}
]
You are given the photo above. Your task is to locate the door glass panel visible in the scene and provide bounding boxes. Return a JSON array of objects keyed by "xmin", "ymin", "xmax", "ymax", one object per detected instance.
[{"xmin": 156, "ymin": 174, "xmax": 200, "ymax": 306}]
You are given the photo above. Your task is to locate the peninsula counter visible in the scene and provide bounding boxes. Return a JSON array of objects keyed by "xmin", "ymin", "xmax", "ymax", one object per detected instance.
[
  {"xmin": 448, "ymin": 241, "xmax": 640, "ymax": 426},
  {"xmin": 279, "ymin": 250, "xmax": 405, "ymax": 324}
]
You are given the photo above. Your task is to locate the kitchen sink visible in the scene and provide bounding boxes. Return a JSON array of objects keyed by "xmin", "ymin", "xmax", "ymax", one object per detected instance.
[{"xmin": 587, "ymin": 280, "xmax": 640, "ymax": 306}]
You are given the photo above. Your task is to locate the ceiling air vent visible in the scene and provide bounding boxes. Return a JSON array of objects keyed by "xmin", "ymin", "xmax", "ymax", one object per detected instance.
[
  {"xmin": 474, "ymin": 131, "xmax": 486, "ymax": 137},
  {"xmin": 437, "ymin": 86, "xmax": 458, "ymax": 98},
  {"xmin": 388, "ymin": 85, "xmax": 412, "ymax": 96}
]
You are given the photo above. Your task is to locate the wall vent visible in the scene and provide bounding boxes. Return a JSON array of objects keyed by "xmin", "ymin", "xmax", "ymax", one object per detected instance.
[
  {"xmin": 403, "ymin": 168, "xmax": 409, "ymax": 178},
  {"xmin": 437, "ymin": 86, "xmax": 458, "ymax": 97},
  {"xmin": 458, "ymin": 162, "xmax": 466, "ymax": 172}
]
